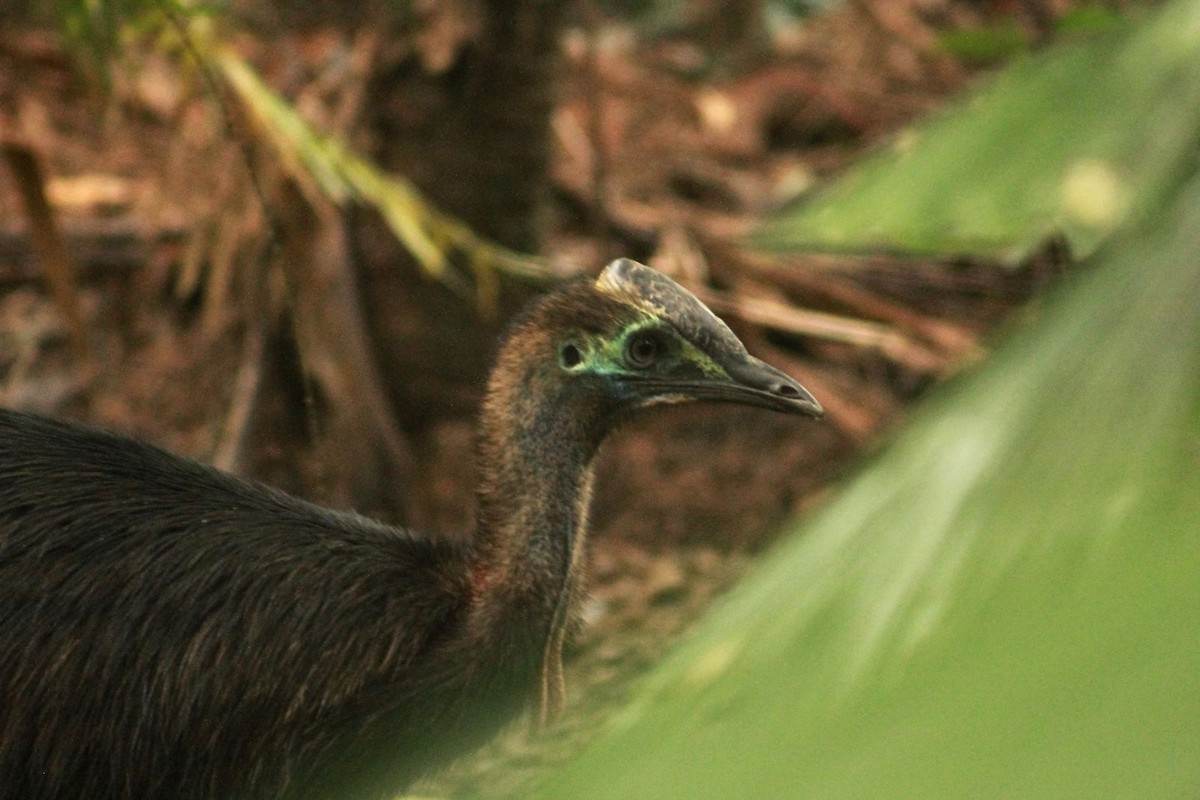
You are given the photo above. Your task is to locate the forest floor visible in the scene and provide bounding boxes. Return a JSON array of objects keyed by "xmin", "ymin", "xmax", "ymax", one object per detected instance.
[{"xmin": 0, "ymin": 1, "xmax": 1084, "ymax": 796}]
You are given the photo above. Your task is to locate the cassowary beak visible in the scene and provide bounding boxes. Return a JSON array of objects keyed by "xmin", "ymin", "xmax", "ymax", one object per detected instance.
[
  {"xmin": 627, "ymin": 350, "xmax": 823, "ymax": 417},
  {"xmin": 700, "ymin": 350, "xmax": 824, "ymax": 417}
]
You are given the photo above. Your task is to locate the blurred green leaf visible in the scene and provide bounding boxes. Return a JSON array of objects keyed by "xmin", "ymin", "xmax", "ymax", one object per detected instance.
[
  {"xmin": 939, "ymin": 20, "xmax": 1028, "ymax": 66},
  {"xmin": 215, "ymin": 50, "xmax": 553, "ymax": 312},
  {"xmin": 41, "ymin": 0, "xmax": 550, "ymax": 313},
  {"xmin": 752, "ymin": 0, "xmax": 1200, "ymax": 262},
  {"xmin": 530, "ymin": 151, "xmax": 1200, "ymax": 800},
  {"xmin": 1055, "ymin": 5, "xmax": 1128, "ymax": 36},
  {"xmin": 48, "ymin": 0, "xmax": 223, "ymax": 85}
]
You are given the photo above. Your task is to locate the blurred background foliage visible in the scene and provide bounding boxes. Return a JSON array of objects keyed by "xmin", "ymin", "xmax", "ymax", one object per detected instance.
[
  {"xmin": 43, "ymin": 0, "xmax": 546, "ymax": 303},
  {"xmin": 533, "ymin": 165, "xmax": 1200, "ymax": 797},
  {"xmin": 753, "ymin": 0, "xmax": 1200, "ymax": 261},
  {"xmin": 526, "ymin": 0, "xmax": 1200, "ymax": 796}
]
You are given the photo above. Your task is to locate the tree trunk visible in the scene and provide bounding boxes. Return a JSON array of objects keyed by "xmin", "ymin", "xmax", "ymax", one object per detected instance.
[{"xmin": 352, "ymin": 0, "xmax": 567, "ymax": 425}]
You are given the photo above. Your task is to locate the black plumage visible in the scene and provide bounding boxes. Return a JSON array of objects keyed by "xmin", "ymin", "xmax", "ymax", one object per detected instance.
[{"xmin": 0, "ymin": 259, "xmax": 821, "ymax": 799}]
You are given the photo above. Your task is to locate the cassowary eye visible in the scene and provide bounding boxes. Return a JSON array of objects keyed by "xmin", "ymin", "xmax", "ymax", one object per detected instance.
[
  {"xmin": 560, "ymin": 342, "xmax": 583, "ymax": 368},
  {"xmin": 625, "ymin": 331, "xmax": 662, "ymax": 369}
]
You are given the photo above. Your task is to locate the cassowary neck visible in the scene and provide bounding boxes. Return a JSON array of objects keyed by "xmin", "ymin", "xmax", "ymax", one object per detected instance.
[{"xmin": 471, "ymin": 350, "xmax": 609, "ymax": 721}]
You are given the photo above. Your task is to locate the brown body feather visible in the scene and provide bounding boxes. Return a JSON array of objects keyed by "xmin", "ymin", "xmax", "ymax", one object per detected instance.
[{"xmin": 0, "ymin": 262, "xmax": 820, "ymax": 799}]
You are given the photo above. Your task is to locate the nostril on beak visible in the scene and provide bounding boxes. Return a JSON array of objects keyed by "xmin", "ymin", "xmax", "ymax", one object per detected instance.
[{"xmin": 775, "ymin": 383, "xmax": 800, "ymax": 397}]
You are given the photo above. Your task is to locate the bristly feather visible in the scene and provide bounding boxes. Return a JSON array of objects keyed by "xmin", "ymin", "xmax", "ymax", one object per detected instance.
[
  {"xmin": 0, "ymin": 283, "xmax": 636, "ymax": 800},
  {"xmin": 0, "ymin": 259, "xmax": 820, "ymax": 799},
  {"xmin": 0, "ymin": 411, "xmax": 484, "ymax": 798}
]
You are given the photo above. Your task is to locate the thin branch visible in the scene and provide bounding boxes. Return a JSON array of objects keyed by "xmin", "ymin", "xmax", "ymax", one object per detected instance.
[
  {"xmin": 696, "ymin": 286, "xmax": 948, "ymax": 374},
  {"xmin": 158, "ymin": 7, "xmax": 322, "ymax": 449},
  {"xmin": 0, "ymin": 140, "xmax": 92, "ymax": 367}
]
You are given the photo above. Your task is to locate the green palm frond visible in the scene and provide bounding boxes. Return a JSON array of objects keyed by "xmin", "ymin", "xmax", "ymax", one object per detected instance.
[
  {"xmin": 46, "ymin": 0, "xmax": 553, "ymax": 314},
  {"xmin": 217, "ymin": 50, "xmax": 555, "ymax": 310},
  {"xmin": 50, "ymin": 0, "xmax": 221, "ymax": 85},
  {"xmin": 752, "ymin": 0, "xmax": 1200, "ymax": 262}
]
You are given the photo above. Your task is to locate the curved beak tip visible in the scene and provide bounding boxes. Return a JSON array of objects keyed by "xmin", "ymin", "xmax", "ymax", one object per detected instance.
[
  {"xmin": 777, "ymin": 383, "xmax": 824, "ymax": 418},
  {"xmin": 734, "ymin": 359, "xmax": 824, "ymax": 419}
]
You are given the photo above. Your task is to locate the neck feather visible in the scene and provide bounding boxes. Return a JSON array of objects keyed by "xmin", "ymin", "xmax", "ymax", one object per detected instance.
[
  {"xmin": 469, "ymin": 345, "xmax": 610, "ymax": 721},
  {"xmin": 472, "ymin": 374, "xmax": 603, "ymax": 598}
]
